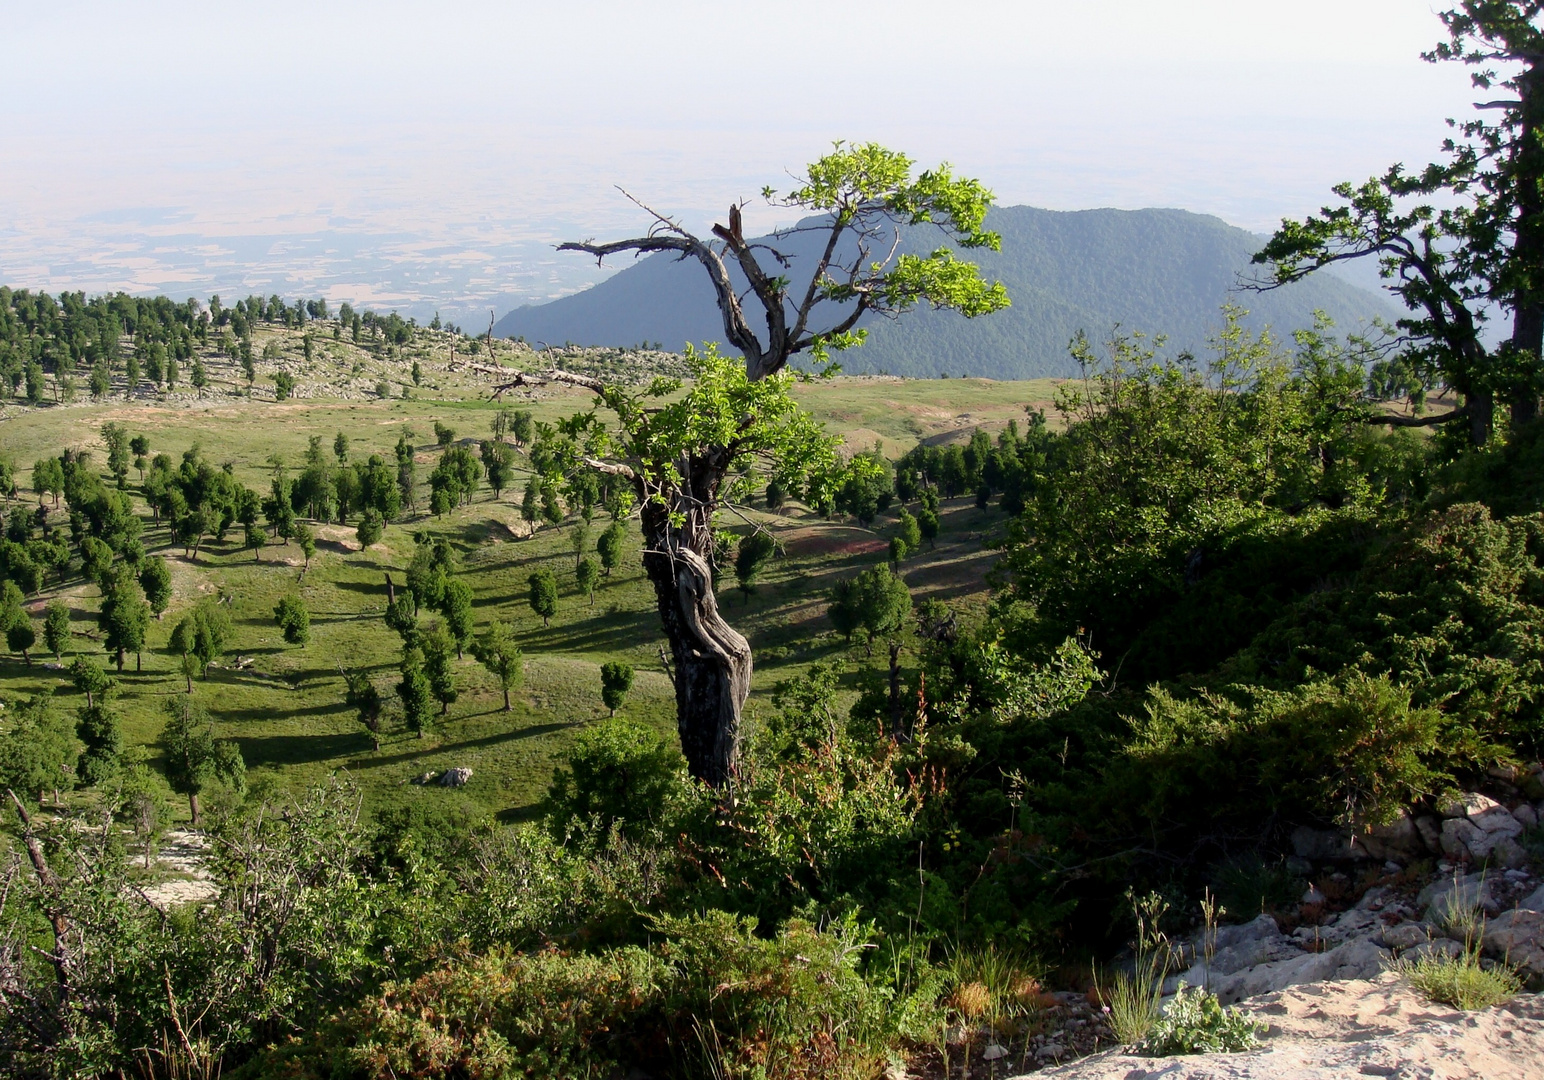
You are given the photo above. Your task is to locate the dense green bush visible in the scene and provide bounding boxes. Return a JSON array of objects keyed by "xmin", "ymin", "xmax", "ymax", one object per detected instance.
[
  {"xmin": 248, "ymin": 912, "xmax": 903, "ymax": 1080},
  {"xmin": 1119, "ymin": 672, "xmax": 1446, "ymax": 830},
  {"xmin": 545, "ymin": 717, "xmax": 688, "ymax": 842}
]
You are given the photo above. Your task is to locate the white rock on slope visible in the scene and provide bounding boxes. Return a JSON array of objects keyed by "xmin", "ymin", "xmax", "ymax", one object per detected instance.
[{"xmin": 1020, "ymin": 974, "xmax": 1544, "ymax": 1080}]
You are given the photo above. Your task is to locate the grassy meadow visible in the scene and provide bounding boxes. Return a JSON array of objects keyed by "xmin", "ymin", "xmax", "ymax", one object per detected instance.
[{"xmin": 0, "ymin": 340, "xmax": 1052, "ymax": 821}]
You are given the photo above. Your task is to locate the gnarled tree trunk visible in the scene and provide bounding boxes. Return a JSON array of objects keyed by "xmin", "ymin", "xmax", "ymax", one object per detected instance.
[{"xmin": 640, "ymin": 491, "xmax": 750, "ymax": 787}]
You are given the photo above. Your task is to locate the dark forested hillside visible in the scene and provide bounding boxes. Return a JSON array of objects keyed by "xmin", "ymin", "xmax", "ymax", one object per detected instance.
[{"xmin": 493, "ymin": 205, "xmax": 1397, "ymax": 378}]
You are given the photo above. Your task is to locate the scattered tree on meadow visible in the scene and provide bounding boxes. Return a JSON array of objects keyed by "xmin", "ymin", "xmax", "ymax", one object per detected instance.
[
  {"xmin": 341, "ymin": 667, "xmax": 383, "ymax": 750},
  {"xmin": 441, "ymin": 578, "xmax": 474, "ymax": 658},
  {"xmin": 734, "ymin": 531, "xmax": 776, "ymax": 602},
  {"xmin": 528, "ymin": 568, "xmax": 559, "ymax": 627},
  {"xmin": 406, "ymin": 537, "xmax": 453, "ymax": 614},
  {"xmin": 356, "ymin": 508, "xmax": 384, "ymax": 549},
  {"xmin": 129, "ymin": 435, "xmax": 150, "ymax": 482},
  {"xmin": 274, "ymin": 594, "xmax": 310, "ymax": 646},
  {"xmin": 520, "ymin": 477, "xmax": 539, "ymax": 523},
  {"xmin": 569, "ymin": 521, "xmax": 590, "ymax": 572},
  {"xmin": 577, "ymin": 556, "xmax": 600, "ymax": 605},
  {"xmin": 421, "ymin": 623, "xmax": 459, "ymax": 715},
  {"xmin": 828, "ymin": 564, "xmax": 912, "ymax": 656},
  {"xmin": 160, "ymin": 695, "xmax": 245, "ymax": 826},
  {"xmin": 472, "ymin": 622, "xmax": 524, "ymax": 711},
  {"xmin": 72, "ymin": 655, "xmax": 122, "ymax": 787},
  {"xmin": 98, "ymin": 568, "xmax": 150, "ymax": 672},
  {"xmin": 397, "ymin": 646, "xmax": 433, "ymax": 737},
  {"xmin": 596, "ymin": 520, "xmax": 625, "ymax": 576},
  {"xmin": 481, "ymin": 439, "xmax": 514, "ymax": 499},
  {"xmin": 246, "ymin": 521, "xmax": 266, "ymax": 561},
  {"xmin": 42, "ymin": 599, "xmax": 70, "ymax": 659},
  {"xmin": 600, "ymin": 661, "xmax": 635, "ymax": 717},
  {"xmin": 294, "ymin": 522, "xmax": 317, "ymax": 570},
  {"xmin": 917, "ymin": 506, "xmax": 940, "ymax": 549},
  {"xmin": 2, "ymin": 585, "xmax": 33, "ymax": 664},
  {"xmin": 167, "ymin": 601, "xmax": 232, "ymax": 687},
  {"xmin": 0, "ymin": 697, "xmax": 76, "ymax": 806},
  {"xmin": 385, "ymin": 592, "xmax": 420, "ymax": 648},
  {"xmin": 138, "ymin": 556, "xmax": 172, "ymax": 619},
  {"xmin": 895, "ymin": 509, "xmax": 922, "ymax": 557}
]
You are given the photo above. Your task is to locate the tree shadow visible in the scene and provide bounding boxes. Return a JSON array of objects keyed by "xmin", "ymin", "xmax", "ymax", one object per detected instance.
[
  {"xmin": 346, "ymin": 720, "xmax": 579, "ymax": 770},
  {"xmin": 233, "ymin": 731, "xmax": 366, "ymax": 768}
]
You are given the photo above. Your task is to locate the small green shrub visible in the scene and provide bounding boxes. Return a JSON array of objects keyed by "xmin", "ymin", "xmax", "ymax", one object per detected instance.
[
  {"xmin": 1399, "ymin": 945, "xmax": 1522, "ymax": 1010},
  {"xmin": 1141, "ymin": 983, "xmax": 1262, "ymax": 1056}
]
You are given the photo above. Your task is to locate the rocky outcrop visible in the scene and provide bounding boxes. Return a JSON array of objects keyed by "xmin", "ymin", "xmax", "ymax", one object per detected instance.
[
  {"xmin": 1152, "ymin": 864, "xmax": 1544, "ymax": 1013},
  {"xmin": 1162, "ymin": 911, "xmax": 1391, "ymax": 1006},
  {"xmin": 1022, "ymin": 974, "xmax": 1544, "ymax": 1080},
  {"xmin": 1288, "ymin": 783, "xmax": 1542, "ymax": 869}
]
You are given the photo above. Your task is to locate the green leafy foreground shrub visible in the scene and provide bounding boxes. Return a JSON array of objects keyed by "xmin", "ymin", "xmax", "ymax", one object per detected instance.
[
  {"xmin": 246, "ymin": 912, "xmax": 909, "ymax": 1080},
  {"xmin": 1141, "ymin": 983, "xmax": 1261, "ymax": 1056}
]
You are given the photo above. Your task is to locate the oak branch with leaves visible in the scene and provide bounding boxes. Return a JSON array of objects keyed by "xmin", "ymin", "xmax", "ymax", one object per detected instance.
[
  {"xmin": 490, "ymin": 143, "xmax": 1009, "ymax": 785},
  {"xmin": 1251, "ymin": 2, "xmax": 1544, "ymax": 446}
]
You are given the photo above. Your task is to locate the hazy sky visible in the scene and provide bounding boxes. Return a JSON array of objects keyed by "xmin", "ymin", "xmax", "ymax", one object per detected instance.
[{"xmin": 0, "ymin": 1, "xmax": 1480, "ymax": 324}]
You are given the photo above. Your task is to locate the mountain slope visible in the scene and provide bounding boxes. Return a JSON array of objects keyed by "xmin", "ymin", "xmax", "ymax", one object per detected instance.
[{"xmin": 493, "ymin": 206, "xmax": 1398, "ymax": 379}]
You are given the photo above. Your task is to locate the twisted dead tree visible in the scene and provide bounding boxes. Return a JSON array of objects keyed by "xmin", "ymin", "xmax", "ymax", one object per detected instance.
[{"xmin": 490, "ymin": 143, "xmax": 1009, "ymax": 785}]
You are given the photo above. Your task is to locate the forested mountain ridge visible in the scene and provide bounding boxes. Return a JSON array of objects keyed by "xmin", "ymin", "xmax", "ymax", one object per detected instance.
[{"xmin": 493, "ymin": 205, "xmax": 1398, "ymax": 378}]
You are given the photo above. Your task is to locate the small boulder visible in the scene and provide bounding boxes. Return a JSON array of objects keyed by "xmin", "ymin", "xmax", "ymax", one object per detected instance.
[
  {"xmin": 1417, "ymin": 873, "xmax": 1498, "ymax": 923},
  {"xmin": 1437, "ymin": 791, "xmax": 1500, "ymax": 819},
  {"xmin": 1482, "ymin": 908, "xmax": 1544, "ymax": 977},
  {"xmin": 1401, "ymin": 938, "xmax": 1464, "ymax": 963},
  {"xmin": 1514, "ymin": 803, "xmax": 1539, "ymax": 828},
  {"xmin": 1520, "ymin": 883, "xmax": 1544, "ymax": 913},
  {"xmin": 981, "ymin": 1044, "xmax": 1008, "ymax": 1061},
  {"xmin": 1491, "ymin": 837, "xmax": 1530, "ymax": 870},
  {"xmin": 1291, "ymin": 825, "xmax": 1356, "ymax": 861},
  {"xmin": 439, "ymin": 767, "xmax": 473, "ymax": 788},
  {"xmin": 1353, "ymin": 812, "xmax": 1424, "ymax": 861},
  {"xmin": 1211, "ymin": 913, "xmax": 1282, "ymax": 952},
  {"xmin": 1439, "ymin": 817, "xmax": 1484, "ymax": 860},
  {"xmin": 1379, "ymin": 921, "xmax": 1436, "ymax": 951},
  {"xmin": 410, "ymin": 771, "xmax": 438, "ymax": 785},
  {"xmin": 1471, "ymin": 805, "xmax": 1525, "ymax": 836}
]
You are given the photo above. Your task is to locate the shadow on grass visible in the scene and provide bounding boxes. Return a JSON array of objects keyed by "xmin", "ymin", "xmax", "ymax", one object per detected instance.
[
  {"xmin": 495, "ymin": 803, "xmax": 544, "ymax": 825},
  {"xmin": 346, "ymin": 720, "xmax": 580, "ymax": 770},
  {"xmin": 234, "ymin": 731, "xmax": 367, "ymax": 768},
  {"xmin": 518, "ymin": 612, "xmax": 663, "ymax": 654}
]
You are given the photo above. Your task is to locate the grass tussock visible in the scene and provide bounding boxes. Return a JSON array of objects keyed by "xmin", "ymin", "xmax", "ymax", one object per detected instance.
[{"xmin": 1398, "ymin": 948, "xmax": 1522, "ymax": 1011}]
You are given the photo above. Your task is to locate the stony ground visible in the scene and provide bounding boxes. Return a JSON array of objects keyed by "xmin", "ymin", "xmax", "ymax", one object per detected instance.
[{"xmin": 1025, "ymin": 974, "xmax": 1544, "ymax": 1080}]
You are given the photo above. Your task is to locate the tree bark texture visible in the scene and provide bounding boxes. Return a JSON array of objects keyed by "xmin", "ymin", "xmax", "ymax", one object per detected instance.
[
  {"xmin": 1508, "ymin": 61, "xmax": 1544, "ymax": 427},
  {"xmin": 640, "ymin": 496, "xmax": 750, "ymax": 787}
]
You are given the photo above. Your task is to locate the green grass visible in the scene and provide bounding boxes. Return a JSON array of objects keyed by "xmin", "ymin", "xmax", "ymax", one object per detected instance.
[
  {"xmin": 1398, "ymin": 948, "xmax": 1522, "ymax": 1010},
  {"xmin": 0, "ymin": 363, "xmax": 1017, "ymax": 822}
]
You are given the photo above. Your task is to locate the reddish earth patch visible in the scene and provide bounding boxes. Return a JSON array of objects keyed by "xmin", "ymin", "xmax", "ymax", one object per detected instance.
[{"xmin": 782, "ymin": 531, "xmax": 887, "ymax": 558}]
